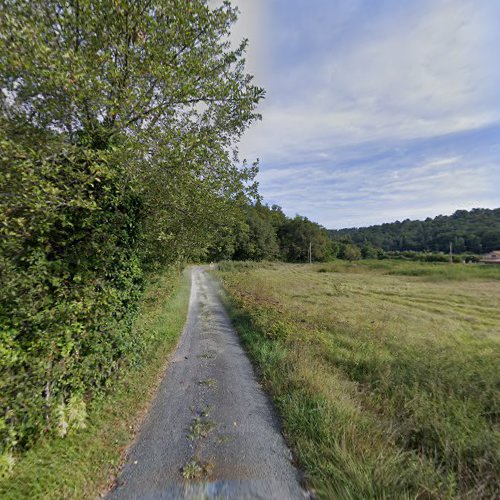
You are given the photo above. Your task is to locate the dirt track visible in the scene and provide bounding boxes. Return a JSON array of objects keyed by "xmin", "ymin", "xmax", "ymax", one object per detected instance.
[{"xmin": 108, "ymin": 266, "xmax": 306, "ymax": 499}]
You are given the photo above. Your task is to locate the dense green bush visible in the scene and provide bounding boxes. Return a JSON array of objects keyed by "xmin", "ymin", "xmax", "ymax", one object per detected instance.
[
  {"xmin": 339, "ymin": 243, "xmax": 362, "ymax": 261},
  {"xmin": 0, "ymin": 0, "xmax": 263, "ymax": 466},
  {"xmin": 0, "ymin": 135, "xmax": 143, "ymax": 455}
]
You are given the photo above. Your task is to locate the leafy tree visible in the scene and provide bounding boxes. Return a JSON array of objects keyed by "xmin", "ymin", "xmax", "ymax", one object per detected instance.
[
  {"xmin": 1, "ymin": 0, "xmax": 264, "ymax": 263},
  {"xmin": 278, "ymin": 216, "xmax": 331, "ymax": 262},
  {"xmin": 0, "ymin": 0, "xmax": 263, "ymax": 457},
  {"xmin": 232, "ymin": 204, "xmax": 280, "ymax": 261},
  {"xmin": 339, "ymin": 243, "xmax": 361, "ymax": 261},
  {"xmin": 361, "ymin": 244, "xmax": 378, "ymax": 259},
  {"xmin": 265, "ymin": 204, "xmax": 289, "ymax": 231},
  {"xmin": 212, "ymin": 204, "xmax": 336, "ymax": 263},
  {"xmin": 329, "ymin": 239, "xmax": 341, "ymax": 259}
]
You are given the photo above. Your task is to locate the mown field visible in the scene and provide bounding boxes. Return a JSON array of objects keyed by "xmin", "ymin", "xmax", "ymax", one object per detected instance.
[{"xmin": 217, "ymin": 260, "xmax": 500, "ymax": 499}]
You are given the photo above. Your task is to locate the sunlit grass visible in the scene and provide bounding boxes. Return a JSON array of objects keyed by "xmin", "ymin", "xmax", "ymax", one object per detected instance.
[{"xmin": 218, "ymin": 260, "xmax": 500, "ymax": 498}]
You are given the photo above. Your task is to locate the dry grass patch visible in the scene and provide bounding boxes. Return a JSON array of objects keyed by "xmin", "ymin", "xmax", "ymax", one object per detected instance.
[{"xmin": 217, "ymin": 260, "xmax": 500, "ymax": 498}]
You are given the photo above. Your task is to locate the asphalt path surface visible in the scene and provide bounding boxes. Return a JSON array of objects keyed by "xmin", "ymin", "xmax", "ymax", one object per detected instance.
[{"xmin": 108, "ymin": 266, "xmax": 307, "ymax": 499}]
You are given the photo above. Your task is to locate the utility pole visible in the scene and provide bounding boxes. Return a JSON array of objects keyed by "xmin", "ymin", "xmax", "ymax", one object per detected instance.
[
  {"xmin": 309, "ymin": 241, "xmax": 312, "ymax": 264},
  {"xmin": 449, "ymin": 241, "xmax": 453, "ymax": 263}
]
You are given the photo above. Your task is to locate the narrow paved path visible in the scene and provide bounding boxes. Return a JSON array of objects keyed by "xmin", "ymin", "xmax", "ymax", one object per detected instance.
[{"xmin": 109, "ymin": 267, "xmax": 306, "ymax": 499}]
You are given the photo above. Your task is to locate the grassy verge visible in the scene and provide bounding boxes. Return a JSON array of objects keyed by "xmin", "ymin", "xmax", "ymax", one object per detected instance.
[
  {"xmin": 0, "ymin": 267, "xmax": 191, "ymax": 499},
  {"xmin": 217, "ymin": 261, "xmax": 500, "ymax": 499}
]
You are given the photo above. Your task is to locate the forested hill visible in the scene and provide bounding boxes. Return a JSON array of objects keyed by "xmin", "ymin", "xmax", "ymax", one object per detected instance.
[{"xmin": 329, "ymin": 208, "xmax": 500, "ymax": 253}]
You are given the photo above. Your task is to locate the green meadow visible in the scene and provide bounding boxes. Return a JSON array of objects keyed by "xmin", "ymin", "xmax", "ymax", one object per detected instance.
[{"xmin": 217, "ymin": 260, "xmax": 500, "ymax": 499}]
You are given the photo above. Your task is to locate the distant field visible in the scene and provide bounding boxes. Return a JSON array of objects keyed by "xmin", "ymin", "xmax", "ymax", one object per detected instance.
[{"xmin": 217, "ymin": 260, "xmax": 500, "ymax": 499}]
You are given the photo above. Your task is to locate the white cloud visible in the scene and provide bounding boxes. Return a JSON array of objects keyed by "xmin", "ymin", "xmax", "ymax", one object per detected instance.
[
  {"xmin": 228, "ymin": 0, "xmax": 269, "ymax": 85},
  {"xmin": 253, "ymin": 1, "xmax": 494, "ymax": 142},
  {"xmin": 235, "ymin": 0, "xmax": 500, "ymax": 226},
  {"xmin": 241, "ymin": 0, "xmax": 500, "ymax": 160},
  {"xmin": 257, "ymin": 150, "xmax": 499, "ymax": 228}
]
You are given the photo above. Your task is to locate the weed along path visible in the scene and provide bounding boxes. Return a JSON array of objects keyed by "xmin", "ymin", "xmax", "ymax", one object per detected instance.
[{"xmin": 109, "ymin": 266, "xmax": 306, "ymax": 500}]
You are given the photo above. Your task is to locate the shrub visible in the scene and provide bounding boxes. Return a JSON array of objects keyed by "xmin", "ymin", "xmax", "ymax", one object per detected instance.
[
  {"xmin": 340, "ymin": 243, "xmax": 362, "ymax": 261},
  {"xmin": 361, "ymin": 245, "xmax": 379, "ymax": 259},
  {"xmin": 0, "ymin": 137, "xmax": 143, "ymax": 455}
]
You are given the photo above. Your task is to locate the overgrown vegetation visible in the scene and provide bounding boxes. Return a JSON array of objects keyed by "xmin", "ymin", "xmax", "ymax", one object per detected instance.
[
  {"xmin": 1, "ymin": 0, "xmax": 262, "ymax": 463},
  {"xmin": 0, "ymin": 267, "xmax": 190, "ymax": 498},
  {"xmin": 218, "ymin": 261, "xmax": 500, "ymax": 498},
  {"xmin": 330, "ymin": 207, "xmax": 500, "ymax": 253},
  {"xmin": 0, "ymin": 140, "xmax": 144, "ymax": 458},
  {"xmin": 208, "ymin": 202, "xmax": 493, "ymax": 265},
  {"xmin": 208, "ymin": 202, "xmax": 333, "ymax": 262}
]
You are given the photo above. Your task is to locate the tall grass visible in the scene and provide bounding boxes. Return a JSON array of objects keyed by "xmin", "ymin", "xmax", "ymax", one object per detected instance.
[{"xmin": 218, "ymin": 261, "xmax": 500, "ymax": 498}]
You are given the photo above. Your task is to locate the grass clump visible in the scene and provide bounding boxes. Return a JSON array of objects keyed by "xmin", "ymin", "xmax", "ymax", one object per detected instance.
[
  {"xmin": 198, "ymin": 351, "xmax": 216, "ymax": 359},
  {"xmin": 187, "ymin": 417, "xmax": 216, "ymax": 441},
  {"xmin": 217, "ymin": 261, "xmax": 500, "ymax": 498},
  {"xmin": 181, "ymin": 458, "xmax": 214, "ymax": 480},
  {"xmin": 181, "ymin": 460, "xmax": 204, "ymax": 480},
  {"xmin": 198, "ymin": 378, "xmax": 217, "ymax": 388},
  {"xmin": 0, "ymin": 267, "xmax": 191, "ymax": 499}
]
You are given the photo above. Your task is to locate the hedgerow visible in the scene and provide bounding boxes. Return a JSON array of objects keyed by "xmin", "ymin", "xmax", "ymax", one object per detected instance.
[
  {"xmin": 0, "ymin": 135, "xmax": 144, "ymax": 458},
  {"xmin": 0, "ymin": 0, "xmax": 263, "ymax": 469}
]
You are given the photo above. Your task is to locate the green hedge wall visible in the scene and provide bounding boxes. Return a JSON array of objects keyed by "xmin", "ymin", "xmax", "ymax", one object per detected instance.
[{"xmin": 0, "ymin": 137, "xmax": 143, "ymax": 455}]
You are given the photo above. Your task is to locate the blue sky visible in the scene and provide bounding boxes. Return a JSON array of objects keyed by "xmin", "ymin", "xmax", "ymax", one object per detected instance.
[{"xmin": 232, "ymin": 0, "xmax": 500, "ymax": 228}]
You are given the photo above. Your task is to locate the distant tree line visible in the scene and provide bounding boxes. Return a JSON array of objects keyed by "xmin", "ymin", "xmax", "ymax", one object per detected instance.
[
  {"xmin": 329, "ymin": 208, "xmax": 500, "ymax": 254},
  {"xmin": 206, "ymin": 202, "xmax": 333, "ymax": 263},
  {"xmin": 218, "ymin": 205, "xmax": 500, "ymax": 266},
  {"xmin": 207, "ymin": 201, "xmax": 369, "ymax": 263}
]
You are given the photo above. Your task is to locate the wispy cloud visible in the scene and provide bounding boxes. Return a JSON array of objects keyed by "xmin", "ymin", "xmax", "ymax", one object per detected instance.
[
  {"xmin": 255, "ymin": 125, "xmax": 500, "ymax": 227},
  {"xmin": 233, "ymin": 0, "xmax": 500, "ymax": 227}
]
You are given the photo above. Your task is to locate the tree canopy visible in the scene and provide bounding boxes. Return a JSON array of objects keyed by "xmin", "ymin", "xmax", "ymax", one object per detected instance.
[
  {"xmin": 0, "ymin": 0, "xmax": 263, "ymax": 460},
  {"xmin": 1, "ymin": 0, "xmax": 264, "ymax": 263},
  {"xmin": 329, "ymin": 208, "xmax": 500, "ymax": 254},
  {"xmin": 208, "ymin": 203, "xmax": 333, "ymax": 263}
]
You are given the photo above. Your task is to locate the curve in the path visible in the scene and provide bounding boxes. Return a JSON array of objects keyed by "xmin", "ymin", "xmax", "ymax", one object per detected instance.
[{"xmin": 108, "ymin": 266, "xmax": 307, "ymax": 500}]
